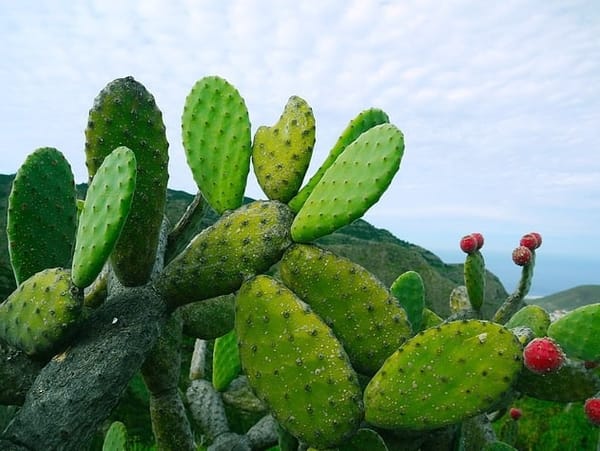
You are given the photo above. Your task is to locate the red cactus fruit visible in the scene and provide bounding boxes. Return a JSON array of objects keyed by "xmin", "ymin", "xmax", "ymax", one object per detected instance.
[
  {"xmin": 512, "ymin": 246, "xmax": 533, "ymax": 266},
  {"xmin": 520, "ymin": 233, "xmax": 541, "ymax": 250},
  {"xmin": 584, "ymin": 398, "xmax": 600, "ymax": 426},
  {"xmin": 523, "ymin": 337, "xmax": 565, "ymax": 374},
  {"xmin": 460, "ymin": 234, "xmax": 479, "ymax": 254},
  {"xmin": 509, "ymin": 407, "xmax": 522, "ymax": 420},
  {"xmin": 471, "ymin": 232, "xmax": 484, "ymax": 250}
]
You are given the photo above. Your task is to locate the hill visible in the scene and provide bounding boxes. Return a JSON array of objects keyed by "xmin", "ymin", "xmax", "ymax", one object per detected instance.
[
  {"xmin": 528, "ymin": 285, "xmax": 600, "ymax": 312},
  {"xmin": 0, "ymin": 174, "xmax": 508, "ymax": 316}
]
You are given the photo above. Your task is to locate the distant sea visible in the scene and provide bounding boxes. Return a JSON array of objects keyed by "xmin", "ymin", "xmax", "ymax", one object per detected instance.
[{"xmin": 435, "ymin": 251, "xmax": 599, "ymax": 298}]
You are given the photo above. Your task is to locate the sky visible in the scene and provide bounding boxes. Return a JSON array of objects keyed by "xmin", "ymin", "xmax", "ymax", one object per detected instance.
[{"xmin": 1, "ymin": 1, "xmax": 599, "ymax": 296}]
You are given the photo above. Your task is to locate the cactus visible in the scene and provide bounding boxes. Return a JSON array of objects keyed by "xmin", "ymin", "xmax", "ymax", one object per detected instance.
[
  {"xmin": 391, "ymin": 270, "xmax": 425, "ymax": 331},
  {"xmin": 212, "ymin": 328, "xmax": 242, "ymax": 392},
  {"xmin": 280, "ymin": 243, "xmax": 411, "ymax": 375},
  {"xmin": 252, "ymin": 95, "xmax": 316, "ymax": 203},
  {"xmin": 6, "ymin": 147, "xmax": 77, "ymax": 285},
  {"xmin": 235, "ymin": 275, "xmax": 364, "ymax": 449},
  {"xmin": 182, "ymin": 75, "xmax": 252, "ymax": 214},
  {"xmin": 102, "ymin": 421, "xmax": 128, "ymax": 451},
  {"xmin": 85, "ymin": 76, "xmax": 169, "ymax": 286},
  {"xmin": 71, "ymin": 146, "xmax": 136, "ymax": 289},
  {"xmin": 505, "ymin": 305, "xmax": 550, "ymax": 338},
  {"xmin": 547, "ymin": 303, "xmax": 600, "ymax": 362}
]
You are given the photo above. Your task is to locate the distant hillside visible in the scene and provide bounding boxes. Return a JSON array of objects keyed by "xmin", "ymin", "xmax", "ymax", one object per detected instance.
[
  {"xmin": 529, "ymin": 285, "xmax": 600, "ymax": 312},
  {"xmin": 0, "ymin": 174, "xmax": 508, "ymax": 316}
]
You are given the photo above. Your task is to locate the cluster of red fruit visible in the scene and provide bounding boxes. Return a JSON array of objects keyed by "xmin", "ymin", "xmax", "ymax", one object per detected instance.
[
  {"xmin": 458, "ymin": 232, "xmax": 484, "ymax": 254},
  {"xmin": 511, "ymin": 232, "xmax": 542, "ymax": 266}
]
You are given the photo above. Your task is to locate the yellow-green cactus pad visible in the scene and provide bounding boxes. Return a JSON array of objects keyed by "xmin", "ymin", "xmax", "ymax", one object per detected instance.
[
  {"xmin": 364, "ymin": 320, "xmax": 522, "ymax": 431},
  {"xmin": 236, "ymin": 275, "xmax": 363, "ymax": 449},
  {"xmin": 505, "ymin": 305, "xmax": 550, "ymax": 338}
]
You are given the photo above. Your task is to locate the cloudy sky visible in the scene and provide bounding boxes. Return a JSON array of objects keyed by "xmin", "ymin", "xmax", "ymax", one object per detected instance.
[{"xmin": 1, "ymin": 1, "xmax": 599, "ymax": 295}]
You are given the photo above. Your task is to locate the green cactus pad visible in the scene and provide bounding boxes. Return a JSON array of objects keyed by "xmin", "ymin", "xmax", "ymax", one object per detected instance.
[
  {"xmin": 0, "ymin": 268, "xmax": 82, "ymax": 357},
  {"xmin": 288, "ymin": 108, "xmax": 389, "ymax": 213},
  {"xmin": 548, "ymin": 303, "xmax": 600, "ymax": 361},
  {"xmin": 516, "ymin": 359, "xmax": 600, "ymax": 402},
  {"xmin": 420, "ymin": 308, "xmax": 444, "ymax": 330},
  {"xmin": 85, "ymin": 76, "xmax": 169, "ymax": 286},
  {"xmin": 364, "ymin": 320, "xmax": 522, "ymax": 431},
  {"xmin": 236, "ymin": 275, "xmax": 363, "ymax": 449},
  {"xmin": 291, "ymin": 123, "xmax": 404, "ymax": 242},
  {"xmin": 71, "ymin": 147, "xmax": 136, "ymax": 289},
  {"xmin": 252, "ymin": 96, "xmax": 315, "ymax": 203},
  {"xmin": 340, "ymin": 428, "xmax": 388, "ymax": 451},
  {"xmin": 182, "ymin": 75, "xmax": 251, "ymax": 214},
  {"xmin": 280, "ymin": 244, "xmax": 412, "ymax": 375},
  {"xmin": 390, "ymin": 271, "xmax": 425, "ymax": 332},
  {"xmin": 212, "ymin": 329, "xmax": 242, "ymax": 392},
  {"xmin": 180, "ymin": 295, "xmax": 235, "ymax": 340},
  {"xmin": 464, "ymin": 251, "xmax": 485, "ymax": 311},
  {"xmin": 155, "ymin": 200, "xmax": 294, "ymax": 309},
  {"xmin": 102, "ymin": 421, "xmax": 128, "ymax": 451},
  {"xmin": 7, "ymin": 147, "xmax": 77, "ymax": 285},
  {"xmin": 505, "ymin": 305, "xmax": 550, "ymax": 338}
]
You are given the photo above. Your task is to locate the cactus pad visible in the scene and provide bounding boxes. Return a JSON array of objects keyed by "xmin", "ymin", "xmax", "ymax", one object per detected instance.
[
  {"xmin": 390, "ymin": 271, "xmax": 425, "ymax": 332},
  {"xmin": 71, "ymin": 147, "xmax": 136, "ymax": 289},
  {"xmin": 464, "ymin": 250, "xmax": 485, "ymax": 311},
  {"xmin": 212, "ymin": 329, "xmax": 241, "ymax": 392},
  {"xmin": 505, "ymin": 305, "xmax": 550, "ymax": 338},
  {"xmin": 235, "ymin": 275, "xmax": 363, "ymax": 449},
  {"xmin": 280, "ymin": 244, "xmax": 411, "ymax": 375},
  {"xmin": 252, "ymin": 96, "xmax": 315, "ymax": 203},
  {"xmin": 364, "ymin": 320, "xmax": 522, "ymax": 431},
  {"xmin": 182, "ymin": 75, "xmax": 251, "ymax": 214},
  {"xmin": 291, "ymin": 123, "xmax": 404, "ymax": 242},
  {"xmin": 102, "ymin": 421, "xmax": 128, "ymax": 451},
  {"xmin": 288, "ymin": 108, "xmax": 389, "ymax": 213},
  {"xmin": 7, "ymin": 147, "xmax": 77, "ymax": 285},
  {"xmin": 85, "ymin": 76, "xmax": 169, "ymax": 286},
  {"xmin": 0, "ymin": 268, "xmax": 82, "ymax": 357},
  {"xmin": 548, "ymin": 303, "xmax": 600, "ymax": 361},
  {"xmin": 155, "ymin": 200, "xmax": 294, "ymax": 309}
]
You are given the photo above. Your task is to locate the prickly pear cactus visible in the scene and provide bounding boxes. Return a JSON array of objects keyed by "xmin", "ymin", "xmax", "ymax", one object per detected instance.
[
  {"xmin": 155, "ymin": 200, "xmax": 294, "ymax": 308},
  {"xmin": 291, "ymin": 123, "xmax": 404, "ymax": 242},
  {"xmin": 102, "ymin": 420, "xmax": 128, "ymax": 451},
  {"xmin": 364, "ymin": 320, "xmax": 522, "ymax": 431},
  {"xmin": 505, "ymin": 304, "xmax": 550, "ymax": 338},
  {"xmin": 280, "ymin": 243, "xmax": 411, "ymax": 375},
  {"xmin": 0, "ymin": 268, "xmax": 82, "ymax": 357},
  {"xmin": 464, "ymin": 250, "xmax": 485, "ymax": 311},
  {"xmin": 236, "ymin": 275, "xmax": 364, "ymax": 449},
  {"xmin": 252, "ymin": 95, "xmax": 315, "ymax": 203},
  {"xmin": 6, "ymin": 147, "xmax": 77, "ymax": 285},
  {"xmin": 182, "ymin": 75, "xmax": 252, "ymax": 214},
  {"xmin": 71, "ymin": 146, "xmax": 136, "ymax": 289},
  {"xmin": 212, "ymin": 329, "xmax": 241, "ymax": 392},
  {"xmin": 85, "ymin": 76, "xmax": 169, "ymax": 286},
  {"xmin": 547, "ymin": 303, "xmax": 600, "ymax": 361},
  {"xmin": 390, "ymin": 270, "xmax": 425, "ymax": 332}
]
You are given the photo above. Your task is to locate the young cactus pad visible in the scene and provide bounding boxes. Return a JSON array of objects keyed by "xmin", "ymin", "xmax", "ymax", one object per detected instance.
[
  {"xmin": 102, "ymin": 421, "xmax": 128, "ymax": 451},
  {"xmin": 0, "ymin": 268, "xmax": 82, "ymax": 357},
  {"xmin": 252, "ymin": 95, "xmax": 315, "ymax": 203},
  {"xmin": 71, "ymin": 147, "xmax": 136, "ymax": 289},
  {"xmin": 364, "ymin": 320, "xmax": 522, "ymax": 431},
  {"xmin": 390, "ymin": 270, "xmax": 425, "ymax": 332},
  {"xmin": 85, "ymin": 76, "xmax": 169, "ymax": 286},
  {"xmin": 547, "ymin": 303, "xmax": 600, "ymax": 362},
  {"xmin": 7, "ymin": 147, "xmax": 77, "ymax": 285},
  {"xmin": 182, "ymin": 75, "xmax": 252, "ymax": 214},
  {"xmin": 288, "ymin": 108, "xmax": 390, "ymax": 213},
  {"xmin": 235, "ymin": 275, "xmax": 363, "ymax": 449},
  {"xmin": 291, "ymin": 123, "xmax": 404, "ymax": 242},
  {"xmin": 212, "ymin": 329, "xmax": 241, "ymax": 392},
  {"xmin": 155, "ymin": 200, "xmax": 294, "ymax": 309},
  {"xmin": 280, "ymin": 244, "xmax": 411, "ymax": 375},
  {"xmin": 464, "ymin": 250, "xmax": 485, "ymax": 311},
  {"xmin": 505, "ymin": 305, "xmax": 550, "ymax": 338}
]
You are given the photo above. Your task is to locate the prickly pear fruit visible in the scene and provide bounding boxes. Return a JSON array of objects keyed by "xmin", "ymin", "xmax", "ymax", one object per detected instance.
[
  {"xmin": 291, "ymin": 123, "xmax": 404, "ymax": 242},
  {"xmin": 7, "ymin": 147, "xmax": 77, "ymax": 285},
  {"xmin": 390, "ymin": 270, "xmax": 425, "ymax": 332},
  {"xmin": 155, "ymin": 201, "xmax": 294, "ymax": 309},
  {"xmin": 85, "ymin": 76, "xmax": 169, "ymax": 286},
  {"xmin": 182, "ymin": 75, "xmax": 251, "ymax": 214},
  {"xmin": 71, "ymin": 147, "xmax": 136, "ymax": 289},
  {"xmin": 511, "ymin": 246, "xmax": 532, "ymax": 266},
  {"xmin": 0, "ymin": 268, "xmax": 82, "ymax": 357},
  {"xmin": 212, "ymin": 329, "xmax": 241, "ymax": 392},
  {"xmin": 522, "ymin": 337, "xmax": 565, "ymax": 374},
  {"xmin": 280, "ymin": 244, "xmax": 411, "ymax": 375},
  {"xmin": 505, "ymin": 305, "xmax": 550, "ymax": 338},
  {"xmin": 364, "ymin": 320, "xmax": 522, "ymax": 431},
  {"xmin": 584, "ymin": 397, "xmax": 600, "ymax": 426},
  {"xmin": 235, "ymin": 275, "xmax": 363, "ymax": 449},
  {"xmin": 102, "ymin": 421, "xmax": 128, "ymax": 451},
  {"xmin": 509, "ymin": 408, "xmax": 522, "ymax": 420},
  {"xmin": 519, "ymin": 233, "xmax": 540, "ymax": 250},
  {"xmin": 252, "ymin": 96, "xmax": 315, "ymax": 203},
  {"xmin": 464, "ymin": 250, "xmax": 485, "ymax": 311},
  {"xmin": 459, "ymin": 234, "xmax": 479, "ymax": 254},
  {"xmin": 288, "ymin": 108, "xmax": 389, "ymax": 213},
  {"xmin": 547, "ymin": 303, "xmax": 600, "ymax": 362}
]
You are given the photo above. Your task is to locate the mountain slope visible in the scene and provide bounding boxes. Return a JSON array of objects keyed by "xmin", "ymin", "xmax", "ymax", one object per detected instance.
[{"xmin": 529, "ymin": 285, "xmax": 600, "ymax": 312}]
